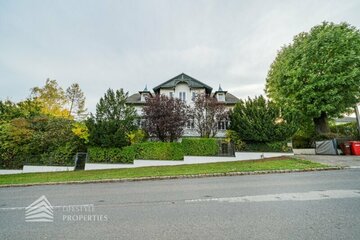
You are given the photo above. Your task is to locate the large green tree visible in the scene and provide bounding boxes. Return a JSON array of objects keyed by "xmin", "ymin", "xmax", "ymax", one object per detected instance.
[
  {"xmin": 266, "ymin": 22, "xmax": 360, "ymax": 134},
  {"xmin": 87, "ymin": 88, "xmax": 137, "ymax": 147},
  {"xmin": 229, "ymin": 95, "xmax": 296, "ymax": 142}
]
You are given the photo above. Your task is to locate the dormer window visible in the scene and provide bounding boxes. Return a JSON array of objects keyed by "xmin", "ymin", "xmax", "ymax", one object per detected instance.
[
  {"xmin": 141, "ymin": 93, "xmax": 149, "ymax": 102},
  {"xmin": 139, "ymin": 85, "xmax": 151, "ymax": 102},
  {"xmin": 217, "ymin": 93, "xmax": 225, "ymax": 102},
  {"xmin": 215, "ymin": 85, "xmax": 226, "ymax": 102}
]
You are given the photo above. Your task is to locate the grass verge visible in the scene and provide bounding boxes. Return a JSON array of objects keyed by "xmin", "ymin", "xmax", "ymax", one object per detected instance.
[{"xmin": 0, "ymin": 158, "xmax": 328, "ymax": 186}]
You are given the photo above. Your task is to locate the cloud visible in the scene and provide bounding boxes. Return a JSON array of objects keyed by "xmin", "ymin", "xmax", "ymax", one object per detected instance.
[{"xmin": 0, "ymin": 0, "xmax": 359, "ymax": 112}]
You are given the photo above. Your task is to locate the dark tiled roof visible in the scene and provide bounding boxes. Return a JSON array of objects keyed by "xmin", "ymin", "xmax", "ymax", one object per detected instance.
[
  {"xmin": 126, "ymin": 73, "xmax": 240, "ymax": 105},
  {"xmin": 225, "ymin": 92, "xmax": 240, "ymax": 104},
  {"xmin": 153, "ymin": 73, "xmax": 213, "ymax": 94},
  {"xmin": 126, "ymin": 93, "xmax": 143, "ymax": 104},
  {"xmin": 210, "ymin": 92, "xmax": 240, "ymax": 105}
]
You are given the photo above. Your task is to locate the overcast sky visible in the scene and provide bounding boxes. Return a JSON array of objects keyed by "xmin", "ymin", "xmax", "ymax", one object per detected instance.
[{"xmin": 1, "ymin": 0, "xmax": 359, "ymax": 113}]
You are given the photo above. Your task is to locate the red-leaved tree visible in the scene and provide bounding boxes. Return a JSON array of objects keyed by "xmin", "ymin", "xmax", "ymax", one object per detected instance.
[{"xmin": 142, "ymin": 95, "xmax": 189, "ymax": 142}]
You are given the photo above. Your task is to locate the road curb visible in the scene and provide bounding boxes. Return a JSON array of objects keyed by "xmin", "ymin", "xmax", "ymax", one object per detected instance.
[{"xmin": 0, "ymin": 166, "xmax": 343, "ymax": 188}]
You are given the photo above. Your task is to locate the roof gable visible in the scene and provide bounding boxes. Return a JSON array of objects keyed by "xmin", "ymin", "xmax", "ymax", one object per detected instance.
[{"xmin": 153, "ymin": 73, "xmax": 213, "ymax": 94}]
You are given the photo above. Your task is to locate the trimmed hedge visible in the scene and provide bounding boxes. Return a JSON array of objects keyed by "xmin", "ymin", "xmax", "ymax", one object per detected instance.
[
  {"xmin": 241, "ymin": 141, "xmax": 291, "ymax": 152},
  {"xmin": 88, "ymin": 146, "xmax": 135, "ymax": 164},
  {"xmin": 135, "ymin": 142, "xmax": 184, "ymax": 160},
  {"xmin": 88, "ymin": 138, "xmax": 221, "ymax": 163},
  {"xmin": 182, "ymin": 138, "xmax": 218, "ymax": 156}
]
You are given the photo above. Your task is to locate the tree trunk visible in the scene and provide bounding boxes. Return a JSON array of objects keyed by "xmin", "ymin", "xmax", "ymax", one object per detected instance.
[{"xmin": 313, "ymin": 111, "xmax": 330, "ymax": 134}]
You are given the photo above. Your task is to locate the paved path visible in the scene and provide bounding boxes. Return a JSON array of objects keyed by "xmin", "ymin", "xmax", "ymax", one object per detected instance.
[
  {"xmin": 295, "ymin": 154, "xmax": 360, "ymax": 168},
  {"xmin": 1, "ymin": 169, "xmax": 360, "ymax": 239}
]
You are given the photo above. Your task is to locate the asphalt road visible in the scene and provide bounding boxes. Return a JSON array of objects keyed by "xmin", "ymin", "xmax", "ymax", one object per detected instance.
[{"xmin": 1, "ymin": 169, "xmax": 360, "ymax": 240}]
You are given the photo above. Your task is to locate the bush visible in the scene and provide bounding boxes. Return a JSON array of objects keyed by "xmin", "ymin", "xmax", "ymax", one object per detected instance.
[
  {"xmin": 241, "ymin": 141, "xmax": 291, "ymax": 152},
  {"xmin": 88, "ymin": 146, "xmax": 135, "ymax": 164},
  {"xmin": 135, "ymin": 142, "xmax": 184, "ymax": 160},
  {"xmin": 292, "ymin": 135, "xmax": 313, "ymax": 148},
  {"xmin": 0, "ymin": 155, "xmax": 24, "ymax": 169},
  {"xmin": 313, "ymin": 132, "xmax": 340, "ymax": 141},
  {"xmin": 0, "ymin": 117, "xmax": 88, "ymax": 169},
  {"xmin": 292, "ymin": 125, "xmax": 357, "ymax": 149},
  {"xmin": 88, "ymin": 142, "xmax": 185, "ymax": 163},
  {"xmin": 39, "ymin": 143, "xmax": 77, "ymax": 166},
  {"xmin": 127, "ymin": 129, "xmax": 147, "ymax": 145},
  {"xmin": 225, "ymin": 130, "xmax": 247, "ymax": 151},
  {"xmin": 229, "ymin": 95, "xmax": 297, "ymax": 142},
  {"xmin": 265, "ymin": 141, "xmax": 291, "ymax": 152},
  {"xmin": 88, "ymin": 139, "xmax": 222, "ymax": 163},
  {"xmin": 182, "ymin": 138, "xmax": 218, "ymax": 156},
  {"xmin": 115, "ymin": 146, "xmax": 136, "ymax": 163},
  {"xmin": 330, "ymin": 122, "xmax": 359, "ymax": 139}
]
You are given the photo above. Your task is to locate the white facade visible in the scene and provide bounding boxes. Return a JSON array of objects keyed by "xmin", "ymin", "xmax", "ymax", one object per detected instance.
[
  {"xmin": 159, "ymin": 83, "xmax": 207, "ymax": 107},
  {"xmin": 127, "ymin": 73, "xmax": 240, "ymax": 138}
]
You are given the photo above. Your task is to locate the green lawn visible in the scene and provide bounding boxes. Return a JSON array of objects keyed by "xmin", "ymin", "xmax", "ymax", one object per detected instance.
[{"xmin": 0, "ymin": 158, "xmax": 328, "ymax": 186}]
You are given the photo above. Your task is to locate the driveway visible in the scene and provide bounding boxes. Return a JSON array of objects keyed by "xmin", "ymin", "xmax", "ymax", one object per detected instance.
[{"xmin": 295, "ymin": 154, "xmax": 360, "ymax": 168}]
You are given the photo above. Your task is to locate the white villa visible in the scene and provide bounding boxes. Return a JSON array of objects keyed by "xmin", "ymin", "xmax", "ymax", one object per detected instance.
[{"xmin": 126, "ymin": 73, "xmax": 240, "ymax": 137}]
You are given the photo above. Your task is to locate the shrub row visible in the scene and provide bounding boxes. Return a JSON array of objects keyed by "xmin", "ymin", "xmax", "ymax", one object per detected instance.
[
  {"xmin": 87, "ymin": 146, "xmax": 135, "ymax": 164},
  {"xmin": 291, "ymin": 135, "xmax": 313, "ymax": 149},
  {"xmin": 240, "ymin": 141, "xmax": 291, "ymax": 152},
  {"xmin": 292, "ymin": 123, "xmax": 360, "ymax": 149},
  {"xmin": 135, "ymin": 142, "xmax": 184, "ymax": 160},
  {"xmin": 182, "ymin": 138, "xmax": 218, "ymax": 156},
  {"xmin": 330, "ymin": 122, "xmax": 359, "ymax": 139},
  {"xmin": 88, "ymin": 138, "xmax": 218, "ymax": 163}
]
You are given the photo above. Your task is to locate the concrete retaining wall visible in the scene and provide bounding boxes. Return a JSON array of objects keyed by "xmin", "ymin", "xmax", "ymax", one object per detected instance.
[
  {"xmin": 0, "ymin": 170, "xmax": 23, "ymax": 175},
  {"xmin": 0, "ymin": 152, "xmax": 295, "ymax": 174},
  {"xmin": 22, "ymin": 165, "xmax": 74, "ymax": 173},
  {"xmin": 86, "ymin": 152, "xmax": 294, "ymax": 170},
  {"xmin": 134, "ymin": 160, "xmax": 183, "ymax": 167},
  {"xmin": 235, "ymin": 152, "xmax": 294, "ymax": 159},
  {"xmin": 293, "ymin": 149, "xmax": 316, "ymax": 155},
  {"xmin": 184, "ymin": 156, "xmax": 237, "ymax": 164},
  {"xmin": 1, "ymin": 166, "xmax": 74, "ymax": 174},
  {"xmin": 85, "ymin": 160, "xmax": 184, "ymax": 170},
  {"xmin": 85, "ymin": 163, "xmax": 134, "ymax": 170}
]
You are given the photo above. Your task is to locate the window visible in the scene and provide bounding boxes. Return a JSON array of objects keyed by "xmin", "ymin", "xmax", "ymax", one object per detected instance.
[
  {"xmin": 179, "ymin": 92, "xmax": 186, "ymax": 102},
  {"xmin": 192, "ymin": 92, "xmax": 196, "ymax": 101},
  {"xmin": 141, "ymin": 93, "xmax": 149, "ymax": 102},
  {"xmin": 217, "ymin": 93, "xmax": 225, "ymax": 102},
  {"xmin": 186, "ymin": 119, "xmax": 195, "ymax": 129},
  {"xmin": 218, "ymin": 121, "xmax": 228, "ymax": 130},
  {"xmin": 170, "ymin": 92, "xmax": 173, "ymax": 98}
]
